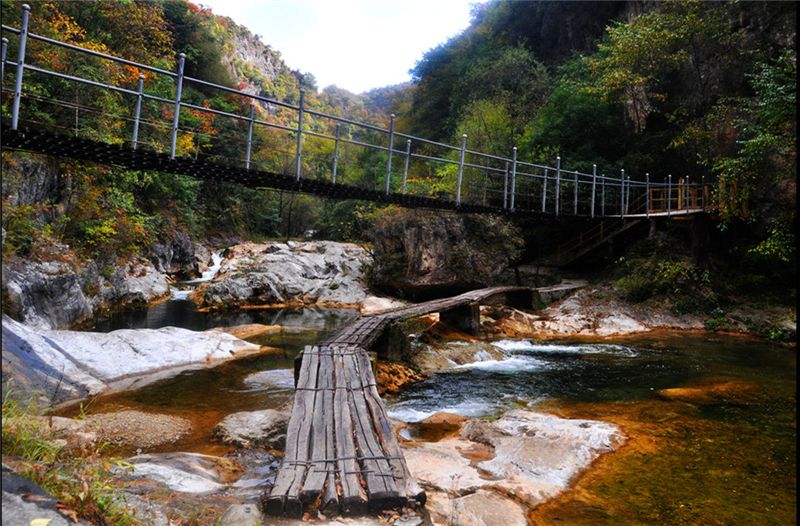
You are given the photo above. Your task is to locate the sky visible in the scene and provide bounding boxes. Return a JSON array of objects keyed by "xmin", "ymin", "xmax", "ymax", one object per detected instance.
[{"xmin": 197, "ymin": 0, "xmax": 482, "ymax": 94}]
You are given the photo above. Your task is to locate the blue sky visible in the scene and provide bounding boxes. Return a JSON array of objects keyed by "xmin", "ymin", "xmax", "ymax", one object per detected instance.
[{"xmin": 197, "ymin": 0, "xmax": 482, "ymax": 93}]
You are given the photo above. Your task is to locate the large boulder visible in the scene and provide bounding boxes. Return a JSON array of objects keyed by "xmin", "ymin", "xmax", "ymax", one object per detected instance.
[
  {"xmin": 199, "ymin": 241, "xmax": 373, "ymax": 308},
  {"xmin": 1, "ymin": 315, "xmax": 263, "ymax": 406},
  {"xmin": 368, "ymin": 209, "xmax": 523, "ymax": 299},
  {"xmin": 149, "ymin": 231, "xmax": 200, "ymax": 278},
  {"xmin": 213, "ymin": 408, "xmax": 290, "ymax": 449}
]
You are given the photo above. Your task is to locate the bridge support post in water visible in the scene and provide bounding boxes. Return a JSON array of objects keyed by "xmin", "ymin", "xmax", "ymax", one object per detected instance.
[{"xmin": 439, "ymin": 303, "xmax": 481, "ymax": 335}]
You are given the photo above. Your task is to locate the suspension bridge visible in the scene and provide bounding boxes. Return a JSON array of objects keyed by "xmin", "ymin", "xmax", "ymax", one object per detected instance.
[
  {"xmin": 1, "ymin": 5, "xmax": 712, "ymax": 222},
  {"xmin": 1, "ymin": 5, "xmax": 714, "ymax": 518}
]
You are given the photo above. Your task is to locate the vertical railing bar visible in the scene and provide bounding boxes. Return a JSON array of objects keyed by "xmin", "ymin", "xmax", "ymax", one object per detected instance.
[
  {"xmin": 401, "ymin": 138, "xmax": 411, "ymax": 194},
  {"xmin": 245, "ymin": 103, "xmax": 255, "ymax": 170},
  {"xmin": 626, "ymin": 175, "xmax": 631, "ymax": 215},
  {"xmin": 555, "ymin": 156, "xmax": 561, "ymax": 216},
  {"xmin": 503, "ymin": 161, "xmax": 509, "ymax": 209},
  {"xmin": 295, "ymin": 89, "xmax": 305, "ymax": 180},
  {"xmin": 701, "ymin": 175, "xmax": 705, "ymax": 209},
  {"xmin": 510, "ymin": 147, "xmax": 517, "ymax": 211},
  {"xmin": 132, "ymin": 74, "xmax": 144, "ymax": 150},
  {"xmin": 332, "ymin": 124, "xmax": 341, "ymax": 183},
  {"xmin": 601, "ymin": 174, "xmax": 606, "ymax": 217},
  {"xmin": 645, "ymin": 172, "xmax": 650, "ymax": 218},
  {"xmin": 2, "ymin": 37, "xmax": 9, "ymax": 91},
  {"xmin": 169, "ymin": 52, "xmax": 185, "ymax": 159},
  {"xmin": 541, "ymin": 168, "xmax": 548, "ymax": 213},
  {"xmin": 573, "ymin": 172, "xmax": 578, "ymax": 215},
  {"xmin": 455, "ymin": 133, "xmax": 467, "ymax": 204},
  {"xmin": 384, "ymin": 114, "xmax": 396, "ymax": 195},
  {"xmin": 620, "ymin": 168, "xmax": 625, "ymax": 217},
  {"xmin": 591, "ymin": 164, "xmax": 597, "ymax": 218},
  {"xmin": 10, "ymin": 4, "xmax": 30, "ymax": 130},
  {"xmin": 667, "ymin": 174, "xmax": 672, "ymax": 217}
]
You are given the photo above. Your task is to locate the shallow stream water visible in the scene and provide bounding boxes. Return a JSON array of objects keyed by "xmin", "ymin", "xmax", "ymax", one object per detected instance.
[{"xmin": 65, "ymin": 293, "xmax": 796, "ymax": 524}]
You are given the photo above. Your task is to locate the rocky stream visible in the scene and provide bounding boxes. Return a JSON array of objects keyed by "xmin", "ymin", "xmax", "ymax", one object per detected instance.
[{"xmin": 2, "ymin": 241, "xmax": 796, "ymax": 526}]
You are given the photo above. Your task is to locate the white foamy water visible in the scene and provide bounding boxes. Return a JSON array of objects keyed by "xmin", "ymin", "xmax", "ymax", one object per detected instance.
[
  {"xmin": 387, "ymin": 399, "xmax": 496, "ymax": 423},
  {"xmin": 492, "ymin": 340, "xmax": 638, "ymax": 357},
  {"xmin": 453, "ymin": 355, "xmax": 548, "ymax": 373},
  {"xmin": 169, "ymin": 287, "xmax": 192, "ymax": 300},
  {"xmin": 184, "ymin": 251, "xmax": 223, "ymax": 285}
]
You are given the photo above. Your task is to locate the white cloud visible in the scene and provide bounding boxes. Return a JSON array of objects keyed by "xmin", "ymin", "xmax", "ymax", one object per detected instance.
[{"xmin": 197, "ymin": 0, "xmax": 479, "ymax": 93}]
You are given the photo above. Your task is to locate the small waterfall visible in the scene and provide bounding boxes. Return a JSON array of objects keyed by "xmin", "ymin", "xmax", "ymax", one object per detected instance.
[
  {"xmin": 170, "ymin": 251, "xmax": 224, "ymax": 299},
  {"xmin": 184, "ymin": 251, "xmax": 223, "ymax": 285}
]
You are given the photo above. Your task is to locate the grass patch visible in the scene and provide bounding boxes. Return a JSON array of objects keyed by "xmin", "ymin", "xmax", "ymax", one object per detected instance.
[{"xmin": 2, "ymin": 390, "xmax": 139, "ymax": 525}]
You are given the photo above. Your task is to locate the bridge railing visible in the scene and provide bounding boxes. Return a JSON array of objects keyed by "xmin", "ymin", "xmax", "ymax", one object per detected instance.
[{"xmin": 1, "ymin": 4, "xmax": 714, "ymax": 217}]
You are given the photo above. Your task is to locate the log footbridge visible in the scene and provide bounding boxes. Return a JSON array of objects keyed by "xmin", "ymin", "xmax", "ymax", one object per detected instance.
[{"xmin": 264, "ymin": 286, "xmax": 538, "ymax": 516}]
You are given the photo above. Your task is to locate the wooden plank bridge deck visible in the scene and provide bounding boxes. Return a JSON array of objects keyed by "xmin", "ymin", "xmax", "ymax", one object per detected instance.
[{"xmin": 264, "ymin": 286, "xmax": 538, "ymax": 516}]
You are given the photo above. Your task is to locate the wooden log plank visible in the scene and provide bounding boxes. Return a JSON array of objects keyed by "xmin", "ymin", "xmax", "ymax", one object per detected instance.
[
  {"xmin": 265, "ymin": 346, "xmax": 319, "ymax": 516},
  {"xmin": 342, "ymin": 347, "xmax": 401, "ymax": 509},
  {"xmin": 301, "ymin": 348, "xmax": 335, "ymax": 506},
  {"xmin": 355, "ymin": 351, "xmax": 425, "ymax": 505},
  {"xmin": 332, "ymin": 346, "xmax": 368, "ymax": 514}
]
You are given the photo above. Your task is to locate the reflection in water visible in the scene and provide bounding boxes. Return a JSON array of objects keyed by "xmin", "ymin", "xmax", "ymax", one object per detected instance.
[{"xmin": 90, "ymin": 300, "xmax": 356, "ymax": 333}]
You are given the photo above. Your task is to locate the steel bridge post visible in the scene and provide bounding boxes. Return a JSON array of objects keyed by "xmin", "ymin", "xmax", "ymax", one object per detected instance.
[
  {"xmin": 169, "ymin": 53, "xmax": 185, "ymax": 160},
  {"xmin": 686, "ymin": 176, "xmax": 690, "ymax": 209},
  {"xmin": 245, "ymin": 103, "xmax": 255, "ymax": 170},
  {"xmin": 620, "ymin": 169, "xmax": 625, "ymax": 217},
  {"xmin": 1, "ymin": 37, "xmax": 8, "ymax": 90},
  {"xmin": 645, "ymin": 173, "xmax": 650, "ymax": 218},
  {"xmin": 502, "ymin": 162, "xmax": 509, "ymax": 209},
  {"xmin": 456, "ymin": 134, "xmax": 467, "ymax": 204},
  {"xmin": 132, "ymin": 74, "xmax": 144, "ymax": 150},
  {"xmin": 573, "ymin": 172, "xmax": 578, "ymax": 215},
  {"xmin": 295, "ymin": 90, "xmax": 305, "ymax": 180},
  {"xmin": 11, "ymin": 4, "xmax": 30, "ymax": 131},
  {"xmin": 401, "ymin": 138, "xmax": 411, "ymax": 194},
  {"xmin": 701, "ymin": 175, "xmax": 705, "ymax": 208},
  {"xmin": 541, "ymin": 168, "xmax": 548, "ymax": 213},
  {"xmin": 332, "ymin": 124, "xmax": 341, "ymax": 183},
  {"xmin": 626, "ymin": 175, "xmax": 631, "ymax": 215},
  {"xmin": 385, "ymin": 114, "xmax": 396, "ymax": 195},
  {"xmin": 555, "ymin": 156, "xmax": 561, "ymax": 216},
  {"xmin": 667, "ymin": 175, "xmax": 672, "ymax": 217},
  {"xmin": 601, "ymin": 174, "xmax": 606, "ymax": 216},
  {"xmin": 510, "ymin": 147, "xmax": 517, "ymax": 211},
  {"xmin": 591, "ymin": 164, "xmax": 597, "ymax": 218}
]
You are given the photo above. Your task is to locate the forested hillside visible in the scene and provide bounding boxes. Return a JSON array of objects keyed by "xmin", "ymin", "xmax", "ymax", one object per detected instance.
[
  {"xmin": 1, "ymin": 0, "xmax": 387, "ymax": 268},
  {"xmin": 389, "ymin": 0, "xmax": 795, "ymax": 303}
]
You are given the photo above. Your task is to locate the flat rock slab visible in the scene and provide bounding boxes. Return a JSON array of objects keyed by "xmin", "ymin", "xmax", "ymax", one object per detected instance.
[
  {"xmin": 426, "ymin": 489, "xmax": 528, "ymax": 526},
  {"xmin": 405, "ymin": 410, "xmax": 623, "ymax": 509},
  {"xmin": 2, "ymin": 314, "xmax": 261, "ymax": 405}
]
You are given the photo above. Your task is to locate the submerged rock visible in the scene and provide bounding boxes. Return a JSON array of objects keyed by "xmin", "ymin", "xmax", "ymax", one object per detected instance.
[
  {"xmin": 658, "ymin": 380, "xmax": 762, "ymax": 406},
  {"xmin": 121, "ymin": 452, "xmax": 244, "ymax": 494},
  {"xmin": 410, "ymin": 341, "xmax": 508, "ymax": 373},
  {"xmin": 81, "ymin": 410, "xmax": 192, "ymax": 450},
  {"xmin": 403, "ymin": 410, "xmax": 623, "ymax": 511},
  {"xmin": 1, "ymin": 315, "xmax": 262, "ymax": 405},
  {"xmin": 426, "ymin": 489, "xmax": 528, "ymax": 526},
  {"xmin": 213, "ymin": 409, "xmax": 290, "ymax": 449},
  {"xmin": 199, "ymin": 241, "xmax": 373, "ymax": 308}
]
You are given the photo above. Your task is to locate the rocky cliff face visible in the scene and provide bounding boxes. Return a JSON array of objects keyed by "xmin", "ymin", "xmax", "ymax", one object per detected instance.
[{"xmin": 369, "ymin": 210, "xmax": 523, "ymax": 299}]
